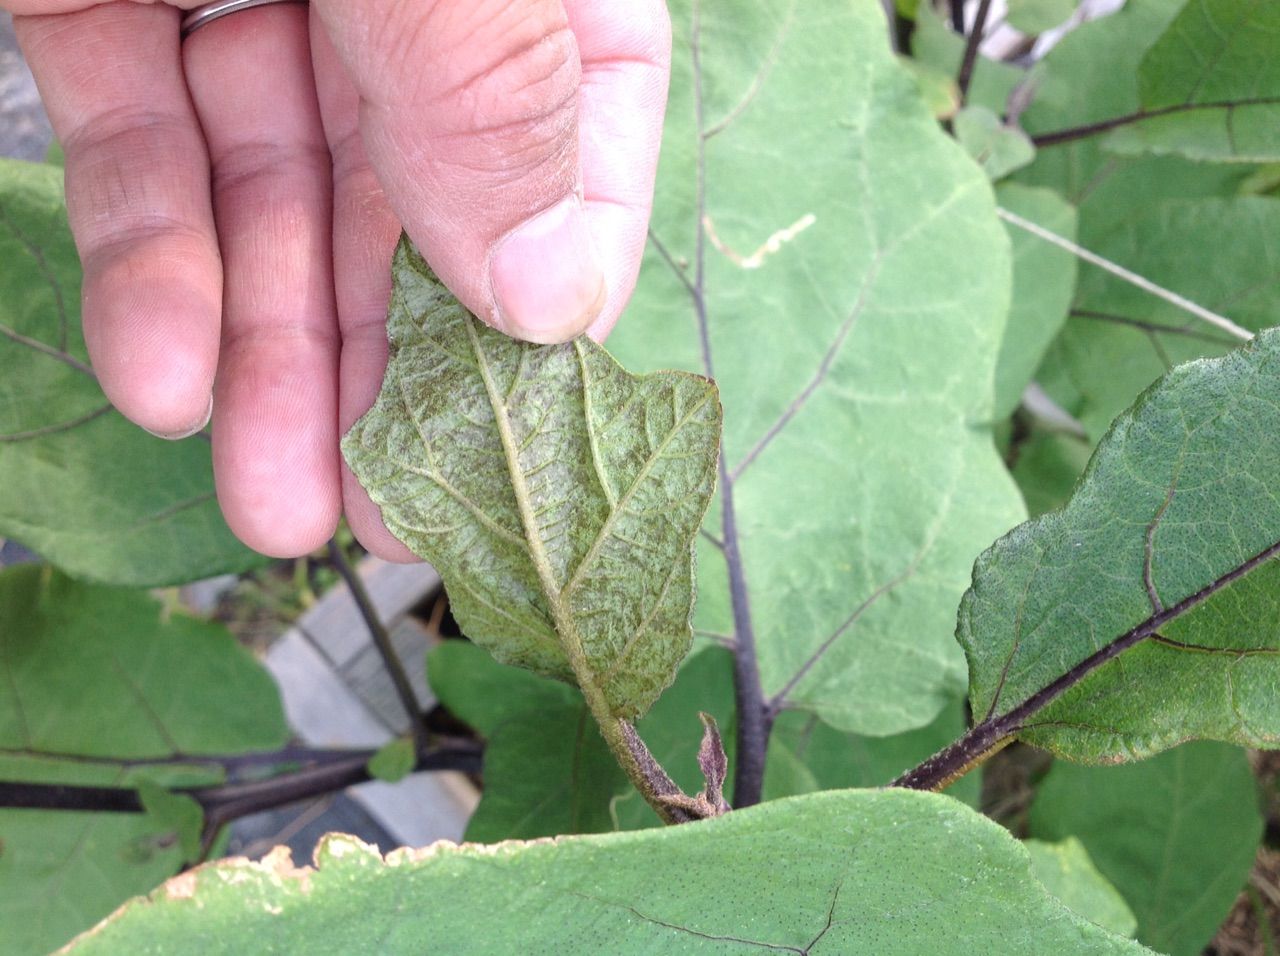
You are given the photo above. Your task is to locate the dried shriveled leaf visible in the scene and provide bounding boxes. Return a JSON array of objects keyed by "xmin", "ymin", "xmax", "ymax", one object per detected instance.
[
  {"xmin": 66, "ymin": 791, "xmax": 1145, "ymax": 955},
  {"xmin": 0, "ymin": 565, "xmax": 287, "ymax": 955},
  {"xmin": 962, "ymin": 330, "xmax": 1280, "ymax": 761},
  {"xmin": 344, "ymin": 241, "xmax": 721, "ymax": 719},
  {"xmin": 0, "ymin": 159, "xmax": 263, "ymax": 587},
  {"xmin": 1031, "ymin": 743, "xmax": 1262, "ymax": 955}
]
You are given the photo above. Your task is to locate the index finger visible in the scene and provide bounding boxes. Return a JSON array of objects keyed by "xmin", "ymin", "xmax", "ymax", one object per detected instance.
[{"xmin": 14, "ymin": 2, "xmax": 222, "ymax": 437}]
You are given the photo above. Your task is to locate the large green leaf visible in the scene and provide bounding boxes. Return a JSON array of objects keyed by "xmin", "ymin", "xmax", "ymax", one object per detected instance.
[
  {"xmin": 961, "ymin": 329, "xmax": 1280, "ymax": 761},
  {"xmin": 429, "ymin": 641, "xmax": 734, "ymax": 839},
  {"xmin": 1105, "ymin": 0, "xmax": 1280, "ymax": 163},
  {"xmin": 763, "ymin": 698, "xmax": 980, "ymax": 807},
  {"xmin": 65, "ymin": 790, "xmax": 1145, "ymax": 955},
  {"xmin": 610, "ymin": 0, "xmax": 1024, "ymax": 735},
  {"xmin": 0, "ymin": 565, "xmax": 288, "ymax": 955},
  {"xmin": 0, "ymin": 159, "xmax": 262, "ymax": 587},
  {"xmin": 344, "ymin": 241, "xmax": 721, "ymax": 720},
  {"xmin": 1038, "ymin": 197, "xmax": 1280, "ymax": 442},
  {"xmin": 1030, "ymin": 743, "xmax": 1262, "ymax": 954},
  {"xmin": 1014, "ymin": 0, "xmax": 1187, "ymax": 203},
  {"xmin": 1023, "ymin": 838, "xmax": 1137, "ymax": 939},
  {"xmin": 1007, "ymin": 0, "xmax": 1078, "ymax": 34}
]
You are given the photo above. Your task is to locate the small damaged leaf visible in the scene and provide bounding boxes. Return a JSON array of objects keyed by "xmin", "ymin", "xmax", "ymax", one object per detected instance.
[{"xmin": 343, "ymin": 239, "xmax": 722, "ymax": 719}]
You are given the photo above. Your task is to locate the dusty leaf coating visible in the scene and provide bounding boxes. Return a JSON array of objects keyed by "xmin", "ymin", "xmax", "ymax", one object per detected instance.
[{"xmin": 343, "ymin": 239, "xmax": 722, "ymax": 718}]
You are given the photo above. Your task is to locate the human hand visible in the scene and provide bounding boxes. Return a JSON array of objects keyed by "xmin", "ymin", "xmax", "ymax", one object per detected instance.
[{"xmin": 8, "ymin": 0, "xmax": 670, "ymax": 559}]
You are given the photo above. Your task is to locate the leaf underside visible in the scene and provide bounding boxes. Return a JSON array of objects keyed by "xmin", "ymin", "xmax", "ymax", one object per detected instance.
[
  {"xmin": 963, "ymin": 328, "xmax": 1280, "ymax": 761},
  {"xmin": 343, "ymin": 239, "xmax": 722, "ymax": 719},
  {"xmin": 67, "ymin": 790, "xmax": 1145, "ymax": 955}
]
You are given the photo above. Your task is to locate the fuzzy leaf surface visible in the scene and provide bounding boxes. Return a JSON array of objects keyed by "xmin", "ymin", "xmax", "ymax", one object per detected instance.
[
  {"xmin": 963, "ymin": 330, "xmax": 1280, "ymax": 760},
  {"xmin": 0, "ymin": 159, "xmax": 262, "ymax": 586},
  {"xmin": 344, "ymin": 242, "xmax": 721, "ymax": 719},
  {"xmin": 67, "ymin": 791, "xmax": 1145, "ymax": 955},
  {"xmin": 1031, "ymin": 743, "xmax": 1262, "ymax": 954},
  {"xmin": 610, "ymin": 0, "xmax": 1024, "ymax": 735},
  {"xmin": 0, "ymin": 565, "xmax": 287, "ymax": 955}
]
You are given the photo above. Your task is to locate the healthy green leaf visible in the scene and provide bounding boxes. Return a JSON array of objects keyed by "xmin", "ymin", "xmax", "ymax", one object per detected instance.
[
  {"xmin": 1015, "ymin": 0, "xmax": 1186, "ymax": 202},
  {"xmin": 427, "ymin": 639, "xmax": 622, "ymax": 840},
  {"xmin": 1038, "ymin": 197, "xmax": 1280, "ymax": 442},
  {"xmin": 962, "ymin": 329, "xmax": 1280, "ymax": 761},
  {"xmin": 0, "ymin": 158, "xmax": 264, "ymax": 587},
  {"xmin": 65, "ymin": 790, "xmax": 1146, "ymax": 955},
  {"xmin": 343, "ymin": 240, "xmax": 721, "ymax": 720},
  {"xmin": 0, "ymin": 565, "xmax": 288, "ymax": 955},
  {"xmin": 1007, "ymin": 0, "xmax": 1078, "ymax": 34},
  {"xmin": 954, "ymin": 106, "xmax": 1037, "ymax": 180},
  {"xmin": 993, "ymin": 183, "xmax": 1079, "ymax": 419},
  {"xmin": 428, "ymin": 641, "xmax": 733, "ymax": 839},
  {"xmin": 1030, "ymin": 743, "xmax": 1262, "ymax": 955},
  {"xmin": 1105, "ymin": 0, "xmax": 1280, "ymax": 163},
  {"xmin": 610, "ymin": 0, "xmax": 1025, "ymax": 736},
  {"xmin": 365, "ymin": 737, "xmax": 415, "ymax": 785},
  {"xmin": 1024, "ymin": 838, "xmax": 1138, "ymax": 939},
  {"xmin": 763, "ymin": 698, "xmax": 980, "ymax": 807}
]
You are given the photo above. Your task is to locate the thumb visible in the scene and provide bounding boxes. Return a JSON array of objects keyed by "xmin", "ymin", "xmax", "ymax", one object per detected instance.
[{"xmin": 312, "ymin": 0, "xmax": 604, "ymax": 343}]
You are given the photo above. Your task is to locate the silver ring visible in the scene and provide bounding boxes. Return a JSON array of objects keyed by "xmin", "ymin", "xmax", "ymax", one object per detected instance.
[{"xmin": 181, "ymin": 0, "xmax": 308, "ymax": 39}]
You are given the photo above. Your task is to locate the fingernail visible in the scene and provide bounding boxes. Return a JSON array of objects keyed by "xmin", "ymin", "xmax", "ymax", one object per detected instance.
[
  {"xmin": 490, "ymin": 195, "xmax": 606, "ymax": 343},
  {"xmin": 144, "ymin": 393, "xmax": 213, "ymax": 441}
]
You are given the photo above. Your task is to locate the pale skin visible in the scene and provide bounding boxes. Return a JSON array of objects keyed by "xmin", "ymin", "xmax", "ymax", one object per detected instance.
[{"xmin": 6, "ymin": 0, "xmax": 671, "ymax": 559}]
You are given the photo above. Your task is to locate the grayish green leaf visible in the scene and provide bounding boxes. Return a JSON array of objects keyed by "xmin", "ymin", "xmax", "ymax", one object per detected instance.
[
  {"xmin": 1007, "ymin": 0, "xmax": 1078, "ymax": 34},
  {"xmin": 66, "ymin": 790, "xmax": 1147, "ymax": 955},
  {"xmin": 0, "ymin": 158, "xmax": 264, "ymax": 587},
  {"xmin": 962, "ymin": 330, "xmax": 1280, "ymax": 761},
  {"xmin": 993, "ymin": 183, "xmax": 1078, "ymax": 419},
  {"xmin": 0, "ymin": 565, "xmax": 288, "ymax": 955},
  {"xmin": 344, "ymin": 240, "xmax": 721, "ymax": 719},
  {"xmin": 954, "ymin": 106, "xmax": 1037, "ymax": 180},
  {"xmin": 611, "ymin": 0, "xmax": 1024, "ymax": 735},
  {"xmin": 1105, "ymin": 0, "xmax": 1280, "ymax": 163},
  {"xmin": 1031, "ymin": 743, "xmax": 1262, "ymax": 954},
  {"xmin": 1024, "ymin": 838, "xmax": 1138, "ymax": 939}
]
